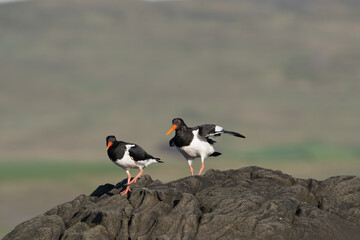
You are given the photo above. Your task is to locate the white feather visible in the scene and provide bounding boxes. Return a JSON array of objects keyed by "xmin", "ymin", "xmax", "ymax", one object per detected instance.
[
  {"xmin": 215, "ymin": 125, "xmax": 224, "ymax": 133},
  {"xmin": 178, "ymin": 129, "xmax": 214, "ymax": 160},
  {"xmin": 137, "ymin": 159, "xmax": 159, "ymax": 168},
  {"xmin": 114, "ymin": 144, "xmax": 158, "ymax": 170},
  {"xmin": 114, "ymin": 144, "xmax": 138, "ymax": 170},
  {"xmin": 125, "ymin": 144, "xmax": 135, "ymax": 150}
]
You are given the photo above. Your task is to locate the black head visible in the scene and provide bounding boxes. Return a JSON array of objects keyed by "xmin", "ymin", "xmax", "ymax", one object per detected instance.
[
  {"xmin": 106, "ymin": 135, "xmax": 116, "ymax": 150},
  {"xmin": 166, "ymin": 118, "xmax": 186, "ymax": 135},
  {"xmin": 171, "ymin": 118, "xmax": 185, "ymax": 126}
]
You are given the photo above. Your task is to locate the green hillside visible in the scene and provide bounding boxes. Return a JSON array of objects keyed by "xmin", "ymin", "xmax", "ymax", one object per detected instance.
[{"xmin": 1, "ymin": 0, "xmax": 359, "ymax": 162}]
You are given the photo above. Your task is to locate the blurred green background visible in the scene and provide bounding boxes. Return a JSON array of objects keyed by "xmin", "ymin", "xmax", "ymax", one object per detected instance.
[{"xmin": 1, "ymin": 0, "xmax": 360, "ymax": 237}]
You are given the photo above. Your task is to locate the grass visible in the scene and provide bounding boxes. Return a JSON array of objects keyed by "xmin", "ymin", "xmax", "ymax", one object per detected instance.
[
  {"xmin": 0, "ymin": 161, "xmax": 119, "ymax": 183},
  {"xmin": 232, "ymin": 142, "xmax": 360, "ymax": 162},
  {"xmin": 0, "ymin": 142, "xmax": 358, "ymax": 183}
]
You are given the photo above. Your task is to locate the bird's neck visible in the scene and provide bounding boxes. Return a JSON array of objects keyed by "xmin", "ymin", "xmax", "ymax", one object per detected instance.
[{"xmin": 176, "ymin": 125, "xmax": 190, "ymax": 135}]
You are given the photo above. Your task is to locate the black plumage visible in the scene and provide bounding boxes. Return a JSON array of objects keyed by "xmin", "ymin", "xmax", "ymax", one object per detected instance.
[
  {"xmin": 106, "ymin": 135, "xmax": 162, "ymax": 195},
  {"xmin": 107, "ymin": 138, "xmax": 161, "ymax": 163},
  {"xmin": 167, "ymin": 118, "xmax": 245, "ymax": 176}
]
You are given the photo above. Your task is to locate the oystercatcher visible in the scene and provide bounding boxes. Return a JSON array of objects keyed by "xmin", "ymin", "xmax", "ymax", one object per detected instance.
[
  {"xmin": 106, "ymin": 135, "xmax": 163, "ymax": 195},
  {"xmin": 166, "ymin": 118, "xmax": 245, "ymax": 176}
]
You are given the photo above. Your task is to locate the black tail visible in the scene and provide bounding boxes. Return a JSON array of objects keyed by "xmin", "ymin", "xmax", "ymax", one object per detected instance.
[
  {"xmin": 156, "ymin": 158, "xmax": 164, "ymax": 163},
  {"xmin": 224, "ymin": 130, "xmax": 245, "ymax": 138},
  {"xmin": 210, "ymin": 152, "xmax": 222, "ymax": 157}
]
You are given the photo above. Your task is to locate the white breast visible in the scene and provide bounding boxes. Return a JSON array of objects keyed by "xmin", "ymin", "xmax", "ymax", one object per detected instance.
[
  {"xmin": 114, "ymin": 155, "xmax": 138, "ymax": 170},
  {"xmin": 113, "ymin": 144, "xmax": 158, "ymax": 170},
  {"xmin": 113, "ymin": 144, "xmax": 138, "ymax": 170},
  {"xmin": 181, "ymin": 129, "xmax": 214, "ymax": 159}
]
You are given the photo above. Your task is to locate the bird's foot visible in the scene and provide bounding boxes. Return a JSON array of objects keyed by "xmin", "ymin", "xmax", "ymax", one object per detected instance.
[
  {"xmin": 121, "ymin": 186, "xmax": 131, "ymax": 196},
  {"xmin": 129, "ymin": 178, "xmax": 138, "ymax": 184}
]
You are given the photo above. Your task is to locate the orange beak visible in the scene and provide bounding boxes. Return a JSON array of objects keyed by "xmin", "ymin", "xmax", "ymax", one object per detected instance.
[
  {"xmin": 166, "ymin": 124, "xmax": 177, "ymax": 135},
  {"xmin": 106, "ymin": 141, "xmax": 113, "ymax": 150}
]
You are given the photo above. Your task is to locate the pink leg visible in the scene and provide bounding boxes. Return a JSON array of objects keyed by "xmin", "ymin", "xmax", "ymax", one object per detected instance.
[
  {"xmin": 188, "ymin": 160, "xmax": 194, "ymax": 176},
  {"xmin": 189, "ymin": 165, "xmax": 194, "ymax": 176},
  {"xmin": 198, "ymin": 162, "xmax": 205, "ymax": 175},
  {"xmin": 129, "ymin": 169, "xmax": 143, "ymax": 184},
  {"xmin": 121, "ymin": 171, "xmax": 132, "ymax": 195}
]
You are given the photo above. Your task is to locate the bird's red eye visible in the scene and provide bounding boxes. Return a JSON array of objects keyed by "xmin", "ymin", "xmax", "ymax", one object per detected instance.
[{"xmin": 178, "ymin": 120, "xmax": 180, "ymax": 123}]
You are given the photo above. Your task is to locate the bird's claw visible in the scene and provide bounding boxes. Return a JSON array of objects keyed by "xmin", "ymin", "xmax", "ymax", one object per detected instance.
[
  {"xmin": 129, "ymin": 178, "xmax": 137, "ymax": 184},
  {"xmin": 121, "ymin": 186, "xmax": 131, "ymax": 196}
]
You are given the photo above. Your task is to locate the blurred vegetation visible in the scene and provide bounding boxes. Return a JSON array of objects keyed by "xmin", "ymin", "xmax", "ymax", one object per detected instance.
[
  {"xmin": 1, "ymin": 0, "xmax": 360, "ymax": 162},
  {"xmin": 235, "ymin": 142, "xmax": 360, "ymax": 162},
  {"xmin": 0, "ymin": 161, "xmax": 118, "ymax": 182},
  {"xmin": 1, "ymin": 0, "xmax": 360, "ymax": 237},
  {"xmin": 1, "ymin": 141, "xmax": 359, "ymax": 182}
]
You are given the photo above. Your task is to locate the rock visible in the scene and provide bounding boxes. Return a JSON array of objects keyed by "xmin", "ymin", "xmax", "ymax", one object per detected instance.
[
  {"xmin": 2, "ymin": 214, "xmax": 65, "ymax": 240},
  {"xmin": 61, "ymin": 222, "xmax": 90, "ymax": 240},
  {"xmin": 90, "ymin": 183, "xmax": 115, "ymax": 197},
  {"xmin": 3, "ymin": 166, "xmax": 360, "ymax": 240}
]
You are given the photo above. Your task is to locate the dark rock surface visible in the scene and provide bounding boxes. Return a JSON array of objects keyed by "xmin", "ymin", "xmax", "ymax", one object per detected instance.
[{"xmin": 3, "ymin": 166, "xmax": 360, "ymax": 240}]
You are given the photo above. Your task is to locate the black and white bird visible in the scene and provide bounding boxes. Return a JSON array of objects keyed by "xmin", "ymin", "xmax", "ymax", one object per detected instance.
[
  {"xmin": 106, "ymin": 135, "xmax": 163, "ymax": 195},
  {"xmin": 166, "ymin": 118, "xmax": 245, "ymax": 176}
]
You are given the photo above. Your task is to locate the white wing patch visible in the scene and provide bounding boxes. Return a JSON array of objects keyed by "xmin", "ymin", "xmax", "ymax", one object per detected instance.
[
  {"xmin": 215, "ymin": 125, "xmax": 224, "ymax": 133},
  {"xmin": 137, "ymin": 159, "xmax": 159, "ymax": 168},
  {"xmin": 125, "ymin": 144, "xmax": 135, "ymax": 150},
  {"xmin": 206, "ymin": 125, "xmax": 224, "ymax": 137}
]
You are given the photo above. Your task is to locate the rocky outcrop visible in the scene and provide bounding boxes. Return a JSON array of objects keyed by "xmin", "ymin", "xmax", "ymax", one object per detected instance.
[{"xmin": 3, "ymin": 166, "xmax": 360, "ymax": 240}]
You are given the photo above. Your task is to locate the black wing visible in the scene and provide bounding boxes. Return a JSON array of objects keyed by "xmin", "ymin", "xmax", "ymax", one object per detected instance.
[
  {"xmin": 198, "ymin": 124, "xmax": 221, "ymax": 137},
  {"xmin": 128, "ymin": 144, "xmax": 160, "ymax": 161},
  {"xmin": 194, "ymin": 124, "xmax": 218, "ymax": 145},
  {"xmin": 198, "ymin": 124, "xmax": 246, "ymax": 138},
  {"xmin": 223, "ymin": 130, "xmax": 245, "ymax": 138}
]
